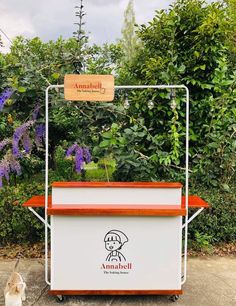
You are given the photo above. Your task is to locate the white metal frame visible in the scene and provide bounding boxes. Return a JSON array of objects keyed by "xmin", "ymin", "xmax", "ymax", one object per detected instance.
[
  {"xmin": 45, "ymin": 84, "xmax": 189, "ymax": 287},
  {"xmin": 182, "ymin": 208, "xmax": 204, "ymax": 229},
  {"xmin": 28, "ymin": 207, "xmax": 51, "ymax": 229}
]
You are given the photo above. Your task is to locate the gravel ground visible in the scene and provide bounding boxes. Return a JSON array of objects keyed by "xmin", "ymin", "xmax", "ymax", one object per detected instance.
[{"xmin": 0, "ymin": 257, "xmax": 236, "ymax": 306}]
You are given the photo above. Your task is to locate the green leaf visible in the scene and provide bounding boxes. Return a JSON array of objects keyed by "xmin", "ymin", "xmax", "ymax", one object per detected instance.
[
  {"xmin": 110, "ymin": 139, "xmax": 117, "ymax": 145},
  {"xmin": 194, "ymin": 51, "xmax": 200, "ymax": 58},
  {"xmin": 178, "ymin": 64, "xmax": 186, "ymax": 73},
  {"xmin": 52, "ymin": 73, "xmax": 60, "ymax": 79},
  {"xmin": 99, "ymin": 140, "xmax": 110, "ymax": 148},
  {"xmin": 18, "ymin": 87, "xmax": 26, "ymax": 93},
  {"xmin": 222, "ymin": 184, "xmax": 231, "ymax": 192},
  {"xmin": 126, "ymin": 160, "xmax": 139, "ymax": 166},
  {"xmin": 208, "ymin": 142, "xmax": 218, "ymax": 149},
  {"xmin": 211, "ymin": 180, "xmax": 218, "ymax": 187},
  {"xmin": 118, "ymin": 137, "xmax": 126, "ymax": 145},
  {"xmin": 222, "ymin": 183, "xmax": 230, "ymax": 192},
  {"xmin": 111, "ymin": 123, "xmax": 118, "ymax": 130},
  {"xmin": 102, "ymin": 132, "xmax": 112, "ymax": 139}
]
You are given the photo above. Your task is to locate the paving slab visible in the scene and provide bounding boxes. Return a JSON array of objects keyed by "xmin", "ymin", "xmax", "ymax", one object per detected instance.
[{"xmin": 0, "ymin": 257, "xmax": 236, "ymax": 306}]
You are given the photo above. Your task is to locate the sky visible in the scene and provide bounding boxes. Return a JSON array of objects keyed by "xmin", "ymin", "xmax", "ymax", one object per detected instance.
[{"xmin": 0, "ymin": 0, "xmax": 175, "ymax": 52}]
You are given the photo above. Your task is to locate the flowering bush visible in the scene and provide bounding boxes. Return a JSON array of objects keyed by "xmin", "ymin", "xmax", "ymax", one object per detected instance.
[
  {"xmin": 0, "ymin": 91, "xmax": 45, "ymax": 187},
  {"xmin": 12, "ymin": 120, "xmax": 35, "ymax": 157},
  {"xmin": 66, "ymin": 143, "xmax": 91, "ymax": 173},
  {"xmin": 0, "ymin": 88, "xmax": 14, "ymax": 111}
]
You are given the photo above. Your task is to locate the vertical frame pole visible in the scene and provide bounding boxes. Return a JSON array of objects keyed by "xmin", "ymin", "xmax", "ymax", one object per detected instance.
[
  {"xmin": 182, "ymin": 86, "xmax": 189, "ymax": 285},
  {"xmin": 45, "ymin": 86, "xmax": 50, "ymax": 285},
  {"xmin": 45, "ymin": 85, "xmax": 64, "ymax": 286}
]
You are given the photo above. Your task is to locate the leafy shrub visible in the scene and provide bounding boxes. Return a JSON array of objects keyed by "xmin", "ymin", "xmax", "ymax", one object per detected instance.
[
  {"xmin": 0, "ymin": 182, "xmax": 44, "ymax": 245},
  {"xmin": 50, "ymin": 145, "xmax": 74, "ymax": 181},
  {"xmin": 188, "ymin": 185, "xmax": 236, "ymax": 244},
  {"xmin": 113, "ymin": 0, "xmax": 236, "ymax": 186},
  {"xmin": 190, "ymin": 231, "xmax": 213, "ymax": 253}
]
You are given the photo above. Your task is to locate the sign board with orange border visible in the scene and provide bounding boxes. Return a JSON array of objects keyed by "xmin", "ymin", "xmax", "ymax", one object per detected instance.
[{"xmin": 64, "ymin": 74, "xmax": 114, "ymax": 101}]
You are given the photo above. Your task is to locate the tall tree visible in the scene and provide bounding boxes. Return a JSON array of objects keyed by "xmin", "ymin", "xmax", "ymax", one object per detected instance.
[
  {"xmin": 121, "ymin": 0, "xmax": 137, "ymax": 63},
  {"xmin": 73, "ymin": 0, "xmax": 88, "ymax": 73},
  {"xmin": 114, "ymin": 0, "xmax": 236, "ymax": 185},
  {"xmin": 224, "ymin": 0, "xmax": 236, "ymax": 65}
]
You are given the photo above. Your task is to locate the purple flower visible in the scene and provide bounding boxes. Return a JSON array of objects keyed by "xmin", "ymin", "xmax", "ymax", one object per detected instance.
[
  {"xmin": 66, "ymin": 143, "xmax": 91, "ymax": 173},
  {"xmin": 66, "ymin": 143, "xmax": 79, "ymax": 157},
  {"xmin": 0, "ymin": 139, "xmax": 11, "ymax": 151},
  {"xmin": 0, "ymin": 157, "xmax": 10, "ymax": 187},
  {"xmin": 83, "ymin": 147, "xmax": 91, "ymax": 163},
  {"xmin": 12, "ymin": 120, "xmax": 34, "ymax": 157},
  {"xmin": 0, "ymin": 154, "xmax": 22, "ymax": 188},
  {"xmin": 0, "ymin": 88, "xmax": 14, "ymax": 111},
  {"xmin": 75, "ymin": 147, "xmax": 83, "ymax": 173},
  {"xmin": 32, "ymin": 103, "xmax": 40, "ymax": 120},
  {"xmin": 22, "ymin": 132, "xmax": 31, "ymax": 154},
  {"xmin": 35, "ymin": 124, "xmax": 45, "ymax": 147},
  {"xmin": 10, "ymin": 157, "xmax": 21, "ymax": 175}
]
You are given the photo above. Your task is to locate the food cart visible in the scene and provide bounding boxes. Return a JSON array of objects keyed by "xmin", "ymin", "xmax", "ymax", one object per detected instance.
[{"xmin": 23, "ymin": 75, "xmax": 209, "ymax": 302}]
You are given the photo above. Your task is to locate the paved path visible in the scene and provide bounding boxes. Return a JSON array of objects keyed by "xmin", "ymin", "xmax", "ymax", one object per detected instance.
[{"xmin": 0, "ymin": 257, "xmax": 236, "ymax": 306}]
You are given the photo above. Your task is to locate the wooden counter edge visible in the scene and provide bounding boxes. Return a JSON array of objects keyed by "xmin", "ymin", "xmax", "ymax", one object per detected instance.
[
  {"xmin": 181, "ymin": 195, "xmax": 209, "ymax": 208},
  {"xmin": 51, "ymin": 181, "xmax": 183, "ymax": 188},
  {"xmin": 48, "ymin": 289, "xmax": 183, "ymax": 296},
  {"xmin": 22, "ymin": 195, "xmax": 52, "ymax": 208},
  {"xmin": 22, "ymin": 194, "xmax": 209, "ymax": 210},
  {"xmin": 47, "ymin": 206, "xmax": 186, "ymax": 216}
]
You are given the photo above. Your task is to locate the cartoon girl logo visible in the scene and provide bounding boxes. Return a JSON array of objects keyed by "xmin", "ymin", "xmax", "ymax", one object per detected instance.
[{"xmin": 104, "ymin": 230, "xmax": 129, "ymax": 262}]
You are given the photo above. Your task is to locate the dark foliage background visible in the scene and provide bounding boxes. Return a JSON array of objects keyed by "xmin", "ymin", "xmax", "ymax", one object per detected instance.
[{"xmin": 0, "ymin": 0, "xmax": 235, "ymax": 248}]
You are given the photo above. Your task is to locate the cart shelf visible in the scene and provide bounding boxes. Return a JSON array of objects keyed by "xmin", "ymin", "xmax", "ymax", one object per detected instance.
[
  {"xmin": 23, "ymin": 194, "xmax": 209, "ymax": 210},
  {"xmin": 23, "ymin": 195, "xmax": 52, "ymax": 207},
  {"xmin": 47, "ymin": 204, "xmax": 186, "ymax": 216},
  {"xmin": 182, "ymin": 195, "xmax": 209, "ymax": 208}
]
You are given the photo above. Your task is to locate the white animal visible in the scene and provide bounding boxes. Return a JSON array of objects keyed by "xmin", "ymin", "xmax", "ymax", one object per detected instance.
[{"xmin": 4, "ymin": 258, "xmax": 26, "ymax": 306}]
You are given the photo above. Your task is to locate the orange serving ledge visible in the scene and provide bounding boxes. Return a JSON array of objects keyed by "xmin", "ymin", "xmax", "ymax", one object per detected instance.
[
  {"xmin": 47, "ymin": 204, "xmax": 186, "ymax": 216},
  {"xmin": 23, "ymin": 195, "xmax": 209, "ymax": 209},
  {"xmin": 23, "ymin": 195, "xmax": 52, "ymax": 208},
  {"xmin": 23, "ymin": 195, "xmax": 209, "ymax": 217},
  {"xmin": 182, "ymin": 195, "xmax": 209, "ymax": 208}
]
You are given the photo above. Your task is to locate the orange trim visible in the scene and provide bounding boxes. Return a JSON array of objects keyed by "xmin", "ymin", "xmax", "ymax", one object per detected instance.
[
  {"xmin": 47, "ymin": 204, "xmax": 186, "ymax": 216},
  {"xmin": 181, "ymin": 195, "xmax": 209, "ymax": 208},
  {"xmin": 23, "ymin": 195, "xmax": 52, "ymax": 208},
  {"xmin": 48, "ymin": 289, "xmax": 183, "ymax": 296},
  {"xmin": 22, "ymin": 194, "xmax": 209, "ymax": 210},
  {"xmin": 51, "ymin": 181, "xmax": 183, "ymax": 188}
]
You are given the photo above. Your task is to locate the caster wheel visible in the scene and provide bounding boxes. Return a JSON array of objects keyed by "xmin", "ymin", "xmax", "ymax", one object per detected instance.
[
  {"xmin": 56, "ymin": 295, "xmax": 66, "ymax": 303},
  {"xmin": 170, "ymin": 295, "xmax": 179, "ymax": 302}
]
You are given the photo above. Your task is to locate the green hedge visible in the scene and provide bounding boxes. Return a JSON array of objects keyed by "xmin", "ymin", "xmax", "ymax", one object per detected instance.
[
  {"xmin": 188, "ymin": 185, "xmax": 236, "ymax": 245},
  {"xmin": 0, "ymin": 182, "xmax": 45, "ymax": 245}
]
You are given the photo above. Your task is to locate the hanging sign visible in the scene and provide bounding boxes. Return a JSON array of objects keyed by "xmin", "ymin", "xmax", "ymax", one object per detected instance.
[{"xmin": 64, "ymin": 74, "xmax": 114, "ymax": 101}]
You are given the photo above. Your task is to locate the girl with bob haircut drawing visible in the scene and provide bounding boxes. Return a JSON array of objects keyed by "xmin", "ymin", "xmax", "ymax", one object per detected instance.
[{"xmin": 104, "ymin": 230, "xmax": 129, "ymax": 262}]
